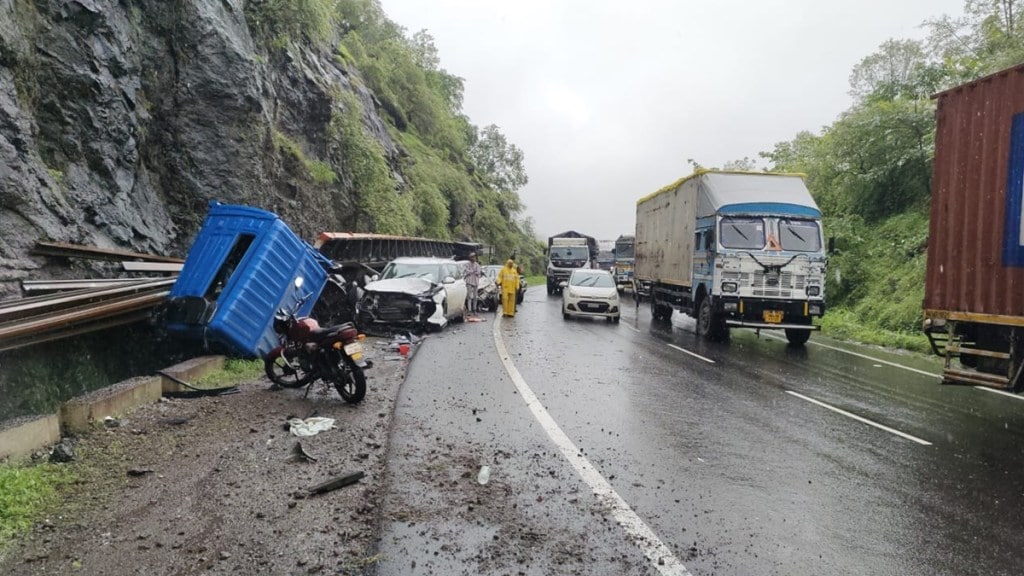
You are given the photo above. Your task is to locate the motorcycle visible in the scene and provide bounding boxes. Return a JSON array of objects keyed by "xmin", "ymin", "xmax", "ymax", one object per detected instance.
[{"xmin": 264, "ymin": 278, "xmax": 371, "ymax": 404}]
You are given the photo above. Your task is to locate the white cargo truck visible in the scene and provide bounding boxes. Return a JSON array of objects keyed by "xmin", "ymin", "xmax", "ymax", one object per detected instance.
[
  {"xmin": 545, "ymin": 232, "xmax": 597, "ymax": 295},
  {"xmin": 634, "ymin": 170, "xmax": 827, "ymax": 345}
]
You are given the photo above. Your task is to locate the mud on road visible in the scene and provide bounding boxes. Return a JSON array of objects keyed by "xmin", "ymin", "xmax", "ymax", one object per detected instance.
[{"xmin": 0, "ymin": 337, "xmax": 409, "ymax": 576}]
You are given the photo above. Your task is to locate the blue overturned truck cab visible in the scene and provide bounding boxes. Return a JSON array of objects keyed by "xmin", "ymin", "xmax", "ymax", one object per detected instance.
[{"xmin": 161, "ymin": 202, "xmax": 329, "ymax": 358}]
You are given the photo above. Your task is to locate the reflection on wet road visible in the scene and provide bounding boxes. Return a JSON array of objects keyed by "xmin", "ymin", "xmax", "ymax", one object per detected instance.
[
  {"xmin": 502, "ymin": 289, "xmax": 1024, "ymax": 575},
  {"xmin": 376, "ymin": 287, "xmax": 1024, "ymax": 575}
]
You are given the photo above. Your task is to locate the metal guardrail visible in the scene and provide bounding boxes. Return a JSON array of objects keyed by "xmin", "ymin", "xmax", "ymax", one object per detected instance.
[{"xmin": 0, "ymin": 288, "xmax": 171, "ymax": 352}]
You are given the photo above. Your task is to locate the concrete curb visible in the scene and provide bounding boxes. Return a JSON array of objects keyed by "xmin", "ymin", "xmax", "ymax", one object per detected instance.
[{"xmin": 0, "ymin": 355, "xmax": 225, "ymax": 462}]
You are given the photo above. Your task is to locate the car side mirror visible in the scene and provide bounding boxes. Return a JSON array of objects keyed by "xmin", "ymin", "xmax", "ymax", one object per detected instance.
[
  {"xmin": 559, "ymin": 281, "xmax": 568, "ymax": 288},
  {"xmin": 443, "ymin": 276, "xmax": 455, "ymax": 284},
  {"xmin": 371, "ymin": 274, "xmax": 380, "ymax": 282}
]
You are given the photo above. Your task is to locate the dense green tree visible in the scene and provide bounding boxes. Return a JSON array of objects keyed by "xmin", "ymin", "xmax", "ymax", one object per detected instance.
[
  {"xmin": 469, "ymin": 125, "xmax": 528, "ymax": 194},
  {"xmin": 925, "ymin": 0, "xmax": 1024, "ymax": 83},
  {"xmin": 848, "ymin": 39, "xmax": 934, "ymax": 102}
]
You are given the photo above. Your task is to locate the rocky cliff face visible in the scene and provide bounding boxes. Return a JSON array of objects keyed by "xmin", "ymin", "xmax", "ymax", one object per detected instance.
[{"xmin": 0, "ymin": 0, "xmax": 399, "ymax": 299}]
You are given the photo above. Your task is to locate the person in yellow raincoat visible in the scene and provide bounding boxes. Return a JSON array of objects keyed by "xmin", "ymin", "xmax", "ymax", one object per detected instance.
[{"xmin": 496, "ymin": 259, "xmax": 520, "ymax": 317}]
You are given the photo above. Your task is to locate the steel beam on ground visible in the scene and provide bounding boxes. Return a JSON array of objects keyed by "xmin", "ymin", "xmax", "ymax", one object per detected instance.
[
  {"xmin": 121, "ymin": 262, "xmax": 184, "ymax": 273},
  {"xmin": 21, "ymin": 278, "xmax": 165, "ymax": 294},
  {"xmin": 32, "ymin": 241, "xmax": 184, "ymax": 263}
]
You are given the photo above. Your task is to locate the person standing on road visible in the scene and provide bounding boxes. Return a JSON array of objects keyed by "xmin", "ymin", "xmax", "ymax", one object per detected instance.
[
  {"xmin": 496, "ymin": 259, "xmax": 520, "ymax": 317},
  {"xmin": 464, "ymin": 252, "xmax": 482, "ymax": 316}
]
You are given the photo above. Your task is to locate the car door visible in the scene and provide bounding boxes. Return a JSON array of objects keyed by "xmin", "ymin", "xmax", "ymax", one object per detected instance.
[{"xmin": 442, "ymin": 263, "xmax": 467, "ymax": 317}]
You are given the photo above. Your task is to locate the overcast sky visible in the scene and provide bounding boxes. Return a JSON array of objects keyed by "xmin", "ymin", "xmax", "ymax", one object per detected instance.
[{"xmin": 379, "ymin": 0, "xmax": 966, "ymax": 241}]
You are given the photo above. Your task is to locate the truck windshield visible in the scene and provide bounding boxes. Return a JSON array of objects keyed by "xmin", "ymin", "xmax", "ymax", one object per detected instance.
[
  {"xmin": 614, "ymin": 243, "xmax": 634, "ymax": 258},
  {"xmin": 778, "ymin": 219, "xmax": 821, "ymax": 252},
  {"xmin": 719, "ymin": 217, "xmax": 765, "ymax": 250},
  {"xmin": 550, "ymin": 247, "xmax": 583, "ymax": 259}
]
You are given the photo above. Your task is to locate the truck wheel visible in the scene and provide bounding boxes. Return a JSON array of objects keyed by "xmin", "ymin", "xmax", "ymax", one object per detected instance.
[
  {"xmin": 784, "ymin": 328, "xmax": 811, "ymax": 346},
  {"xmin": 697, "ymin": 297, "xmax": 728, "ymax": 341},
  {"xmin": 547, "ymin": 283, "xmax": 555, "ymax": 296},
  {"xmin": 651, "ymin": 297, "xmax": 670, "ymax": 323}
]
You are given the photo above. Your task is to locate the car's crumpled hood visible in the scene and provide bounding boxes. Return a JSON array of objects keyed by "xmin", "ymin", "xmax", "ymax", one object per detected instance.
[{"xmin": 364, "ymin": 277, "xmax": 438, "ymax": 296}]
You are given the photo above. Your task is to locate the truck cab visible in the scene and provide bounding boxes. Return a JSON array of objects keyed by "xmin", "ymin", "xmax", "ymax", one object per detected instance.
[
  {"xmin": 636, "ymin": 171, "xmax": 827, "ymax": 345},
  {"xmin": 612, "ymin": 234, "xmax": 635, "ymax": 292},
  {"xmin": 697, "ymin": 210, "xmax": 826, "ymax": 344},
  {"xmin": 546, "ymin": 237, "xmax": 592, "ymax": 294}
]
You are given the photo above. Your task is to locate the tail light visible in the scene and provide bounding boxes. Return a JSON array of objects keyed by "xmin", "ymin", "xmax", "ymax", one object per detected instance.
[{"xmin": 340, "ymin": 325, "xmax": 358, "ymax": 340}]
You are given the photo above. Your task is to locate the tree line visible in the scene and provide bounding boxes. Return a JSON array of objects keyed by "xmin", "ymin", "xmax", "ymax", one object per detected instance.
[{"xmin": 758, "ymin": 0, "xmax": 1024, "ymax": 343}]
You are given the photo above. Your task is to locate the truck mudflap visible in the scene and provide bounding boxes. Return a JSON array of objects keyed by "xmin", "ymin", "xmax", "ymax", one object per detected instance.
[{"xmin": 725, "ymin": 320, "xmax": 820, "ymax": 331}]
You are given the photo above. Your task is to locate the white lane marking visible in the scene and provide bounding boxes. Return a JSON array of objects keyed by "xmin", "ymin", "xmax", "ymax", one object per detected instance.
[
  {"xmin": 763, "ymin": 334, "xmax": 940, "ymax": 379},
  {"xmin": 785, "ymin": 390, "xmax": 933, "ymax": 446},
  {"xmin": 625, "ymin": 324, "xmax": 641, "ymax": 333},
  {"xmin": 493, "ymin": 317, "xmax": 691, "ymax": 576},
  {"xmin": 667, "ymin": 344, "xmax": 716, "ymax": 365},
  {"xmin": 974, "ymin": 386, "xmax": 1024, "ymax": 401}
]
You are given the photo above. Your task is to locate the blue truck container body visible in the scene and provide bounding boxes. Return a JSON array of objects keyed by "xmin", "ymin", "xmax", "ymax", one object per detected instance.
[{"xmin": 164, "ymin": 202, "xmax": 328, "ymax": 358}]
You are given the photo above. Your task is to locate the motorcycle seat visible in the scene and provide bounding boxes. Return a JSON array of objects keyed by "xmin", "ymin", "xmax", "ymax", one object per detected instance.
[{"xmin": 309, "ymin": 322, "xmax": 356, "ymax": 340}]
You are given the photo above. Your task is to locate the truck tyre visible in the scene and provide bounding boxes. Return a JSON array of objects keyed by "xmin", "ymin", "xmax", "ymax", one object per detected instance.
[
  {"xmin": 697, "ymin": 297, "xmax": 728, "ymax": 341},
  {"xmin": 547, "ymin": 282, "xmax": 555, "ymax": 296},
  {"xmin": 651, "ymin": 296, "xmax": 671, "ymax": 323},
  {"xmin": 784, "ymin": 328, "xmax": 811, "ymax": 346}
]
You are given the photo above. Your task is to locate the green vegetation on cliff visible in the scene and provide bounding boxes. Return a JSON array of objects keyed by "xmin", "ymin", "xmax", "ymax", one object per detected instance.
[{"xmin": 244, "ymin": 0, "xmax": 544, "ymax": 270}]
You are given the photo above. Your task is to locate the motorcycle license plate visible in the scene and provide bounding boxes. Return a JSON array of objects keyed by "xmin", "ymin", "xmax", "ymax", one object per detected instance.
[
  {"xmin": 763, "ymin": 310, "xmax": 784, "ymax": 324},
  {"xmin": 343, "ymin": 342, "xmax": 364, "ymax": 360}
]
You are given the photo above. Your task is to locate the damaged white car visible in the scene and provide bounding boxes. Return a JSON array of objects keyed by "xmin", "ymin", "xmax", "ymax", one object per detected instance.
[{"xmin": 356, "ymin": 257, "xmax": 467, "ymax": 332}]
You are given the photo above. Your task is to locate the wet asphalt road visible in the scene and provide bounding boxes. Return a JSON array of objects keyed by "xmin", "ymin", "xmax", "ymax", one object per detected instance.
[{"xmin": 374, "ymin": 288, "xmax": 1024, "ymax": 575}]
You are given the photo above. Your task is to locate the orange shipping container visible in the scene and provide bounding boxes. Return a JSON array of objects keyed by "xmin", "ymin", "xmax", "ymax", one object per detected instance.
[{"xmin": 925, "ymin": 63, "xmax": 1024, "ymax": 322}]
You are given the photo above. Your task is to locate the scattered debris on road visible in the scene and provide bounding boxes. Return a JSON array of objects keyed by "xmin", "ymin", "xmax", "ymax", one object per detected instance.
[
  {"xmin": 307, "ymin": 470, "xmax": 365, "ymax": 496},
  {"xmin": 287, "ymin": 416, "xmax": 337, "ymax": 437}
]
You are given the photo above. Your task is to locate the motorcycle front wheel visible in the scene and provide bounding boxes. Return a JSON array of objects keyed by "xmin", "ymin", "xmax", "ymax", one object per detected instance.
[
  {"xmin": 264, "ymin": 354, "xmax": 313, "ymax": 388},
  {"xmin": 329, "ymin": 351, "xmax": 367, "ymax": 404}
]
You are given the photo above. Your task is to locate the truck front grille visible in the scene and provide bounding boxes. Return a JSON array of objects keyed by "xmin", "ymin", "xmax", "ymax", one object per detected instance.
[{"xmin": 722, "ymin": 271, "xmax": 806, "ymax": 298}]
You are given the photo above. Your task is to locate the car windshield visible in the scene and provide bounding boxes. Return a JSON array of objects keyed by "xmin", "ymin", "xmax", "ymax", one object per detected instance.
[
  {"xmin": 380, "ymin": 262, "xmax": 441, "ymax": 282},
  {"xmin": 719, "ymin": 217, "xmax": 766, "ymax": 250},
  {"xmin": 779, "ymin": 219, "xmax": 821, "ymax": 252},
  {"xmin": 482, "ymin": 266, "xmax": 501, "ymax": 279},
  {"xmin": 571, "ymin": 273, "xmax": 614, "ymax": 288},
  {"xmin": 550, "ymin": 247, "xmax": 584, "ymax": 259}
]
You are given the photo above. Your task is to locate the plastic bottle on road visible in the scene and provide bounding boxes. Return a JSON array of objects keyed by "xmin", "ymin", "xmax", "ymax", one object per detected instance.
[{"xmin": 477, "ymin": 464, "xmax": 491, "ymax": 485}]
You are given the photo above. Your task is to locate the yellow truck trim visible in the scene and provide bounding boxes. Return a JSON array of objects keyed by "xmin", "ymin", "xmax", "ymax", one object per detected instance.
[
  {"xmin": 635, "ymin": 169, "xmax": 809, "ymax": 206},
  {"xmin": 924, "ymin": 309, "xmax": 1024, "ymax": 327}
]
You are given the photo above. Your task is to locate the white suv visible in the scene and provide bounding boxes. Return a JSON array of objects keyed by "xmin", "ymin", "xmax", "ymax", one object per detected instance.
[{"xmin": 357, "ymin": 257, "xmax": 467, "ymax": 331}]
